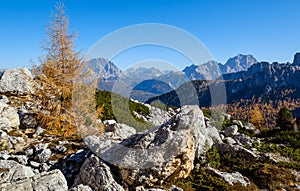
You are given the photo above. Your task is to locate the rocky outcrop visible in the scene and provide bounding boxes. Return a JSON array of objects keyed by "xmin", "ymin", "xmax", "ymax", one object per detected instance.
[
  {"xmin": 147, "ymin": 105, "xmax": 174, "ymax": 126},
  {"xmin": 0, "ymin": 96, "xmax": 20, "ymax": 131},
  {"xmin": 0, "ymin": 159, "xmax": 68, "ymax": 191},
  {"xmin": 0, "ymin": 68, "xmax": 34, "ymax": 95},
  {"xmin": 73, "ymin": 154, "xmax": 125, "ymax": 191},
  {"xmin": 84, "ymin": 105, "xmax": 216, "ymax": 188}
]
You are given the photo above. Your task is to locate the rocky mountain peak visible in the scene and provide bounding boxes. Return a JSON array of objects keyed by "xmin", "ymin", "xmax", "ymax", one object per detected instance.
[
  {"xmin": 222, "ymin": 54, "xmax": 257, "ymax": 73},
  {"xmin": 293, "ymin": 52, "xmax": 300, "ymax": 66},
  {"xmin": 88, "ymin": 58, "xmax": 122, "ymax": 80}
]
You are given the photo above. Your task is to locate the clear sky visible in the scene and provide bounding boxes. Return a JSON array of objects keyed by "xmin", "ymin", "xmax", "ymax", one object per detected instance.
[{"xmin": 1, "ymin": 0, "xmax": 300, "ymax": 70}]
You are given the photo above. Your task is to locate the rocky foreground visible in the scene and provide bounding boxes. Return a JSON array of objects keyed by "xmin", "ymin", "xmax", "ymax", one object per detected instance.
[{"xmin": 0, "ymin": 68, "xmax": 300, "ymax": 191}]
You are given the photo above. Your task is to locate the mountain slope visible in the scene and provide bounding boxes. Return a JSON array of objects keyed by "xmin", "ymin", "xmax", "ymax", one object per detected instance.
[{"xmin": 147, "ymin": 58, "xmax": 300, "ymax": 107}]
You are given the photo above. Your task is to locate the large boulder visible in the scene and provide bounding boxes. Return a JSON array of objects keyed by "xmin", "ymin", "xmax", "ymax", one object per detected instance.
[
  {"xmin": 86, "ymin": 105, "xmax": 214, "ymax": 187},
  {"xmin": 31, "ymin": 170, "xmax": 68, "ymax": 191},
  {"xmin": 0, "ymin": 67, "xmax": 34, "ymax": 95},
  {"xmin": 0, "ymin": 96, "xmax": 20, "ymax": 131},
  {"xmin": 0, "ymin": 160, "xmax": 35, "ymax": 184},
  {"xmin": 73, "ymin": 154, "xmax": 125, "ymax": 191}
]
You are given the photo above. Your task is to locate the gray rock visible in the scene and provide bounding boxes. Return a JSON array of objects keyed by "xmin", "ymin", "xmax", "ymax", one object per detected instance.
[
  {"xmin": 223, "ymin": 137, "xmax": 236, "ymax": 145},
  {"xmin": 102, "ymin": 120, "xmax": 136, "ymax": 141},
  {"xmin": 53, "ymin": 145, "xmax": 67, "ymax": 154},
  {"xmin": 263, "ymin": 153, "xmax": 290, "ymax": 163},
  {"xmin": 74, "ymin": 154, "xmax": 125, "ymax": 191},
  {"xmin": 8, "ymin": 155, "xmax": 28, "ymax": 165},
  {"xmin": 69, "ymin": 184, "xmax": 93, "ymax": 191},
  {"xmin": 59, "ymin": 141, "xmax": 69, "ymax": 145},
  {"xmin": 223, "ymin": 113, "xmax": 231, "ymax": 120},
  {"xmin": 0, "ymin": 150, "xmax": 10, "ymax": 160},
  {"xmin": 216, "ymin": 143, "xmax": 258, "ymax": 159},
  {"xmin": 244, "ymin": 123, "xmax": 255, "ymax": 130},
  {"xmin": 88, "ymin": 105, "xmax": 212, "ymax": 187},
  {"xmin": 103, "ymin": 123, "xmax": 137, "ymax": 141},
  {"xmin": 223, "ymin": 125, "xmax": 238, "ymax": 137},
  {"xmin": 84, "ymin": 135, "xmax": 120, "ymax": 155},
  {"xmin": 32, "ymin": 169, "xmax": 68, "ymax": 191},
  {"xmin": 39, "ymin": 163, "xmax": 51, "ymax": 172},
  {"xmin": 34, "ymin": 149, "xmax": 52, "ymax": 163},
  {"xmin": 169, "ymin": 185, "xmax": 184, "ymax": 191},
  {"xmin": 0, "ymin": 129, "xmax": 8, "ymax": 139},
  {"xmin": 208, "ymin": 167, "xmax": 250, "ymax": 186},
  {"xmin": 54, "ymin": 149, "xmax": 91, "ymax": 187},
  {"xmin": 24, "ymin": 147, "xmax": 34, "ymax": 157},
  {"xmin": 30, "ymin": 160, "xmax": 41, "ymax": 168},
  {"xmin": 147, "ymin": 106, "xmax": 172, "ymax": 126},
  {"xmin": 233, "ymin": 134, "xmax": 253, "ymax": 146},
  {"xmin": 33, "ymin": 126, "xmax": 44, "ymax": 137},
  {"xmin": 0, "ymin": 160, "xmax": 35, "ymax": 184},
  {"xmin": 0, "ymin": 179, "xmax": 33, "ymax": 191},
  {"xmin": 0, "ymin": 95, "xmax": 9, "ymax": 104},
  {"xmin": 0, "ymin": 67, "xmax": 34, "ymax": 95},
  {"xmin": 232, "ymin": 120, "xmax": 243, "ymax": 127},
  {"xmin": 9, "ymin": 136, "xmax": 25, "ymax": 145},
  {"xmin": 33, "ymin": 143, "xmax": 50, "ymax": 151},
  {"xmin": 206, "ymin": 125, "xmax": 222, "ymax": 144},
  {"xmin": 137, "ymin": 188, "xmax": 166, "ymax": 191},
  {"xmin": 0, "ymin": 99, "xmax": 20, "ymax": 131},
  {"xmin": 115, "ymin": 123, "xmax": 137, "ymax": 139}
]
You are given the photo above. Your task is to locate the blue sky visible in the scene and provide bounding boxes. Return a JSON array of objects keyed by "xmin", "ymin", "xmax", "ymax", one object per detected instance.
[{"xmin": 1, "ymin": 0, "xmax": 300, "ymax": 70}]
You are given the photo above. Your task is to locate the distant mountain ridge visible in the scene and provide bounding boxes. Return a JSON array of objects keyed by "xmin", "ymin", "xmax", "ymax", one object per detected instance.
[
  {"xmin": 183, "ymin": 54, "xmax": 257, "ymax": 80},
  {"xmin": 89, "ymin": 54, "xmax": 257, "ymax": 101},
  {"xmin": 146, "ymin": 53, "xmax": 300, "ymax": 108}
]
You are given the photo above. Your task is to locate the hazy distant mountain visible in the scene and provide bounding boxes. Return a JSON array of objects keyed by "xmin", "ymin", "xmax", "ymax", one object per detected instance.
[
  {"xmin": 121, "ymin": 67, "xmax": 164, "ymax": 82},
  {"xmin": 90, "ymin": 54, "xmax": 258, "ymax": 102},
  {"xmin": 88, "ymin": 58, "xmax": 122, "ymax": 81},
  {"xmin": 182, "ymin": 54, "xmax": 257, "ymax": 81},
  {"xmin": 220, "ymin": 54, "xmax": 257, "ymax": 74},
  {"xmin": 183, "ymin": 60, "xmax": 222, "ymax": 80}
]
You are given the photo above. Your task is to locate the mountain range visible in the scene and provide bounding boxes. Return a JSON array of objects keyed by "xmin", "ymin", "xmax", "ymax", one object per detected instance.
[
  {"xmin": 91, "ymin": 54, "xmax": 258, "ymax": 101},
  {"xmin": 147, "ymin": 53, "xmax": 300, "ymax": 109}
]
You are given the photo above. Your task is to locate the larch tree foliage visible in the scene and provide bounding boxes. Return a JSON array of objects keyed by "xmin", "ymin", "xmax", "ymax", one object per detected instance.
[
  {"xmin": 34, "ymin": 3, "xmax": 103, "ymax": 137},
  {"xmin": 249, "ymin": 105, "xmax": 264, "ymax": 130}
]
